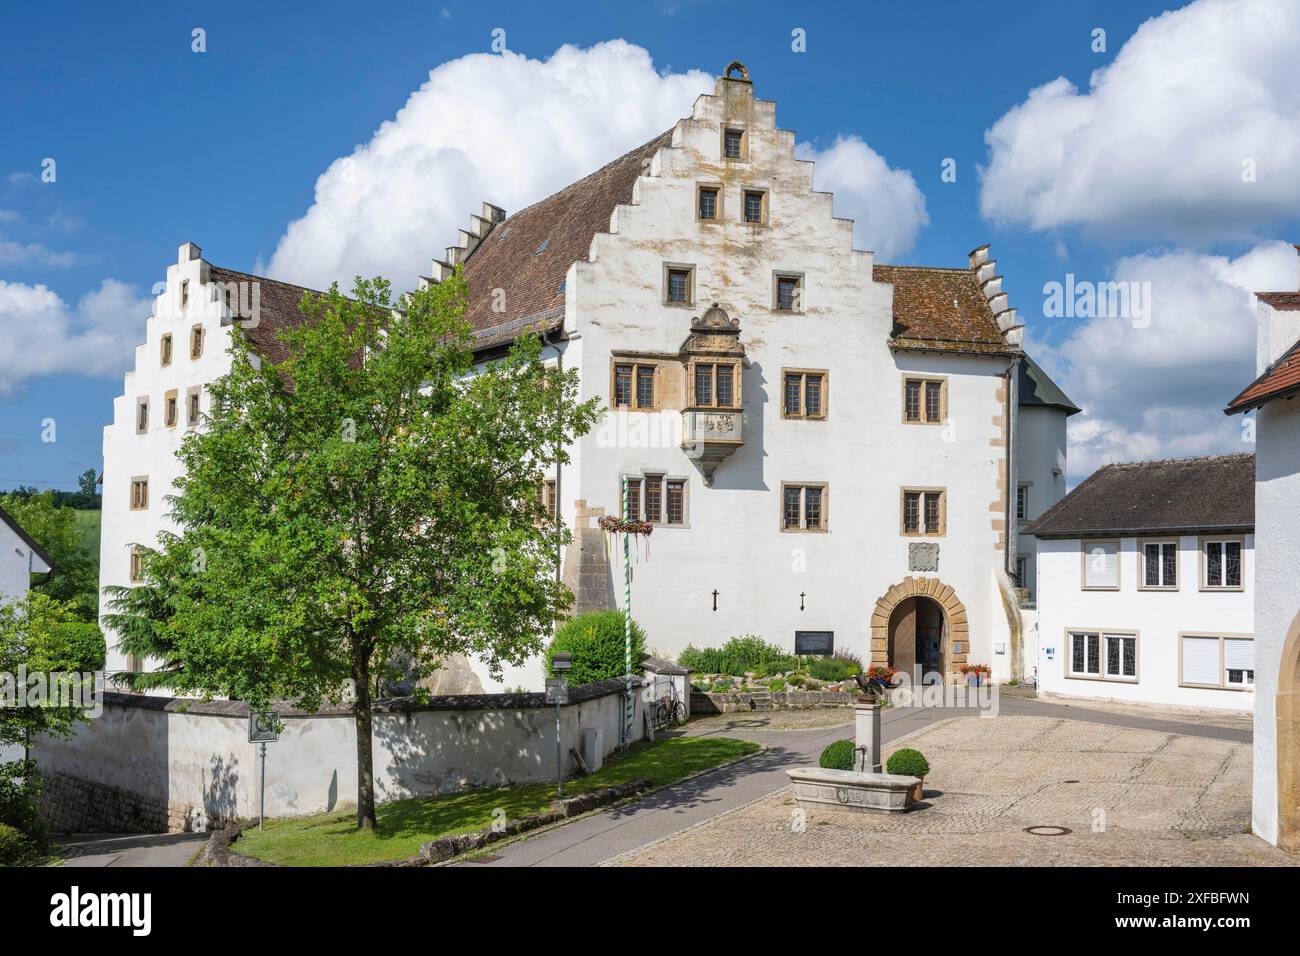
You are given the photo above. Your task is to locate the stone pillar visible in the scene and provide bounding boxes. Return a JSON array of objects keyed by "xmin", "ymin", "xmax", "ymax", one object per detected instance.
[{"xmin": 854, "ymin": 701, "xmax": 882, "ymax": 773}]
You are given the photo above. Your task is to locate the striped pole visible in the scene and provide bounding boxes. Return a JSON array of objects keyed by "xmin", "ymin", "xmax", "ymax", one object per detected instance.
[{"xmin": 623, "ymin": 474, "xmax": 633, "ymax": 743}]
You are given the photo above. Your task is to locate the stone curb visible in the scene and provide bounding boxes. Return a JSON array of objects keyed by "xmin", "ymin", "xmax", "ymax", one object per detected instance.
[{"xmin": 200, "ymin": 777, "xmax": 654, "ymax": 868}]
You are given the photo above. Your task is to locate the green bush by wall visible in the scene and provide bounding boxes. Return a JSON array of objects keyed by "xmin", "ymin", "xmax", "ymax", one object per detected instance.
[{"xmin": 543, "ymin": 610, "xmax": 647, "ymax": 686}]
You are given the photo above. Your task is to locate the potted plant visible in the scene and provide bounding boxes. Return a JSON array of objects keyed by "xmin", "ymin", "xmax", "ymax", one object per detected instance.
[
  {"xmin": 960, "ymin": 663, "xmax": 992, "ymax": 687},
  {"xmin": 886, "ymin": 748, "xmax": 930, "ymax": 803}
]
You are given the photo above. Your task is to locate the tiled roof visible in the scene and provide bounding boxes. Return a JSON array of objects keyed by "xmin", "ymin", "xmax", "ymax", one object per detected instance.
[
  {"xmin": 207, "ymin": 266, "xmax": 334, "ymax": 366},
  {"xmin": 1256, "ymin": 292, "xmax": 1300, "ymax": 309},
  {"xmin": 461, "ymin": 130, "xmax": 675, "ymax": 349},
  {"xmin": 1025, "ymin": 453, "xmax": 1255, "ymax": 537},
  {"xmin": 1226, "ymin": 338, "xmax": 1300, "ymax": 413},
  {"xmin": 874, "ymin": 265, "xmax": 1017, "ymax": 356},
  {"xmin": 1019, "ymin": 353, "xmax": 1080, "ymax": 415}
]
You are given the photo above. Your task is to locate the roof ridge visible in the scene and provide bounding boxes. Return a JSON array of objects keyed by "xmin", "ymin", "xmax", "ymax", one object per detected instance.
[
  {"xmin": 500, "ymin": 129, "xmax": 673, "ymax": 224},
  {"xmin": 208, "ymin": 264, "xmax": 329, "ymax": 297},
  {"xmin": 1102, "ymin": 452, "xmax": 1255, "ymax": 469}
]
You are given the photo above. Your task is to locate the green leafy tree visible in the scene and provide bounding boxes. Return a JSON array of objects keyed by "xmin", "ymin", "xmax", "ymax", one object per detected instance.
[
  {"xmin": 101, "ymin": 541, "xmax": 185, "ymax": 692},
  {"xmin": 0, "ymin": 593, "xmax": 105, "ymax": 844},
  {"xmin": 0, "ymin": 491, "xmax": 98, "ymax": 619},
  {"xmin": 143, "ymin": 272, "xmax": 598, "ymax": 830}
]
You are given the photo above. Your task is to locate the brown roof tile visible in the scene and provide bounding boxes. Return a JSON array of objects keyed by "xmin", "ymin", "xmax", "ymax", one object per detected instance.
[
  {"xmin": 207, "ymin": 266, "xmax": 333, "ymax": 365},
  {"xmin": 874, "ymin": 264, "xmax": 1016, "ymax": 356},
  {"xmin": 461, "ymin": 130, "xmax": 674, "ymax": 346},
  {"xmin": 1226, "ymin": 338, "xmax": 1300, "ymax": 413},
  {"xmin": 1026, "ymin": 453, "xmax": 1255, "ymax": 537}
]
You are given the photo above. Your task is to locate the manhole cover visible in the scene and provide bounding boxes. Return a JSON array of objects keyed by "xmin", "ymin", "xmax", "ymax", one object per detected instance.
[{"xmin": 1023, "ymin": 825, "xmax": 1072, "ymax": 837}]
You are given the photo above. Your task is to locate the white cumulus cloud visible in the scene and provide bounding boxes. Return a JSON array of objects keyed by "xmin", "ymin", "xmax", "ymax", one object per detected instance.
[
  {"xmin": 796, "ymin": 136, "xmax": 928, "ymax": 261},
  {"xmin": 1030, "ymin": 240, "xmax": 1298, "ymax": 479},
  {"xmin": 267, "ymin": 41, "xmax": 929, "ymax": 289},
  {"xmin": 980, "ymin": 0, "xmax": 1300, "ymax": 241},
  {"xmin": 0, "ymin": 278, "xmax": 151, "ymax": 395}
]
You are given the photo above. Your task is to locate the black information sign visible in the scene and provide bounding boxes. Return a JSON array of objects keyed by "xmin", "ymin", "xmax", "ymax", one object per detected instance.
[{"xmin": 794, "ymin": 630, "xmax": 834, "ymax": 656}]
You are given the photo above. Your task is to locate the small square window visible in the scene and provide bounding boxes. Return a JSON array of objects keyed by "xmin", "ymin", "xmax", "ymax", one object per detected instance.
[
  {"xmin": 723, "ymin": 128, "xmax": 744, "ymax": 159},
  {"xmin": 775, "ymin": 275, "xmax": 801, "ymax": 311},
  {"xmin": 130, "ymin": 477, "xmax": 149, "ymax": 511},
  {"xmin": 164, "ymin": 389, "xmax": 178, "ymax": 428},
  {"xmin": 666, "ymin": 267, "xmax": 693, "ymax": 305},
  {"xmin": 698, "ymin": 186, "xmax": 719, "ymax": 221},
  {"xmin": 743, "ymin": 190, "xmax": 765, "ymax": 224}
]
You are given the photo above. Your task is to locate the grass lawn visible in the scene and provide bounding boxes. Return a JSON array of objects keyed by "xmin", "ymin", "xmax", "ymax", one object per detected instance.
[{"xmin": 234, "ymin": 735, "xmax": 759, "ymax": 867}]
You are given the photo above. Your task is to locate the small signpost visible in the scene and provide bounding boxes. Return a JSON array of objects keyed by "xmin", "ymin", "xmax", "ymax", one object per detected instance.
[
  {"xmin": 547, "ymin": 655, "xmax": 571, "ymax": 797},
  {"xmin": 795, "ymin": 630, "xmax": 834, "ymax": 672},
  {"xmin": 248, "ymin": 711, "xmax": 279, "ymax": 830}
]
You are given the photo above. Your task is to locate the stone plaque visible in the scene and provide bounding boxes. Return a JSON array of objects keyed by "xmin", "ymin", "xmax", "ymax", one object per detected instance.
[{"xmin": 908, "ymin": 541, "xmax": 940, "ymax": 572}]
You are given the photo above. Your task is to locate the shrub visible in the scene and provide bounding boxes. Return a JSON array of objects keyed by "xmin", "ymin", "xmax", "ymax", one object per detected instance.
[
  {"xmin": 710, "ymin": 678, "xmax": 734, "ymax": 693},
  {"xmin": 787, "ymin": 674, "xmax": 806, "ymax": 688},
  {"xmin": 544, "ymin": 611, "xmax": 647, "ymax": 686},
  {"xmin": 819, "ymin": 739, "xmax": 856, "ymax": 771},
  {"xmin": 766, "ymin": 677, "xmax": 786, "ymax": 692},
  {"xmin": 679, "ymin": 636, "xmax": 796, "ymax": 678},
  {"xmin": 886, "ymin": 748, "xmax": 930, "ymax": 778},
  {"xmin": 808, "ymin": 655, "xmax": 862, "ymax": 682},
  {"xmin": 0, "ymin": 823, "xmax": 35, "ymax": 867}
]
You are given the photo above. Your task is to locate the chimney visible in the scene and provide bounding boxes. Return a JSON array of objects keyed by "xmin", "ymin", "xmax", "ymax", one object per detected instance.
[
  {"xmin": 179, "ymin": 242, "xmax": 201, "ymax": 264},
  {"xmin": 1256, "ymin": 244, "xmax": 1300, "ymax": 372}
]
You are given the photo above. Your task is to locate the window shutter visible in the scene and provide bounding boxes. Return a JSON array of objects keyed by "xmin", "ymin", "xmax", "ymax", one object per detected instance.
[
  {"xmin": 1224, "ymin": 638, "xmax": 1254, "ymax": 673},
  {"xmin": 1182, "ymin": 636, "xmax": 1219, "ymax": 685},
  {"xmin": 1083, "ymin": 542, "xmax": 1118, "ymax": 588}
]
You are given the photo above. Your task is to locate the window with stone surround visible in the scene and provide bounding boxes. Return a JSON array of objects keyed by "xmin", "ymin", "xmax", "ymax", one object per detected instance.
[
  {"xmin": 774, "ymin": 273, "xmax": 802, "ymax": 312},
  {"xmin": 611, "ymin": 361, "xmax": 658, "ymax": 410},
  {"xmin": 621, "ymin": 474, "xmax": 687, "ymax": 526},
  {"xmin": 664, "ymin": 264, "xmax": 694, "ymax": 306},
  {"xmin": 903, "ymin": 377, "xmax": 946, "ymax": 424},
  {"xmin": 187, "ymin": 386, "xmax": 202, "ymax": 427},
  {"xmin": 135, "ymin": 397, "xmax": 149, "ymax": 434},
  {"xmin": 129, "ymin": 546, "xmax": 144, "ymax": 584},
  {"xmin": 130, "ymin": 477, "xmax": 149, "ymax": 511},
  {"xmin": 782, "ymin": 369, "xmax": 826, "ymax": 420},
  {"xmin": 782, "ymin": 483, "xmax": 827, "ymax": 532},
  {"xmin": 697, "ymin": 184, "xmax": 720, "ymax": 221},
  {"xmin": 901, "ymin": 488, "xmax": 945, "ymax": 536},
  {"xmin": 164, "ymin": 389, "xmax": 178, "ymax": 428},
  {"xmin": 723, "ymin": 128, "xmax": 745, "ymax": 160},
  {"xmin": 160, "ymin": 333, "xmax": 173, "ymax": 367},
  {"xmin": 743, "ymin": 189, "xmax": 767, "ymax": 224},
  {"xmin": 190, "ymin": 324, "xmax": 204, "ymax": 359},
  {"xmin": 690, "ymin": 361, "xmax": 739, "ymax": 408}
]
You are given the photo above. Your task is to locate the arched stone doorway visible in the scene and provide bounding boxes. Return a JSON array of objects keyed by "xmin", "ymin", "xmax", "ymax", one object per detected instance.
[
  {"xmin": 887, "ymin": 596, "xmax": 946, "ymax": 677},
  {"xmin": 870, "ymin": 577, "xmax": 968, "ymax": 680},
  {"xmin": 1278, "ymin": 611, "xmax": 1300, "ymax": 852}
]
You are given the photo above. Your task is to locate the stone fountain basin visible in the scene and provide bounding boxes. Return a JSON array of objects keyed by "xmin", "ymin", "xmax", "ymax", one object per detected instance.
[{"xmin": 786, "ymin": 767, "xmax": 921, "ymax": 813}]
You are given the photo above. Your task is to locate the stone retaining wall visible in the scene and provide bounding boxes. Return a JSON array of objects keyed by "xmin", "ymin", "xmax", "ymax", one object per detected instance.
[{"xmin": 690, "ymin": 690, "xmax": 853, "ymax": 715}]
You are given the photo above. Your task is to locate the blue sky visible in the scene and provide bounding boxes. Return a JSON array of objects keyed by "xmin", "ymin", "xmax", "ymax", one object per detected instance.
[{"xmin": 2, "ymin": 0, "xmax": 1297, "ymax": 490}]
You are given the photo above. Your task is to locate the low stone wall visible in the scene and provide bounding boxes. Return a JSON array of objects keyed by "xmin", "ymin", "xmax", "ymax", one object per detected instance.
[
  {"xmin": 690, "ymin": 690, "xmax": 854, "ymax": 715},
  {"xmin": 34, "ymin": 679, "xmax": 651, "ymax": 834}
]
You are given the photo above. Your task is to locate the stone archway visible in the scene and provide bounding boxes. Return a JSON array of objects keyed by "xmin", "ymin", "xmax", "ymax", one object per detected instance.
[
  {"xmin": 1278, "ymin": 611, "xmax": 1300, "ymax": 853},
  {"xmin": 870, "ymin": 577, "xmax": 968, "ymax": 679}
]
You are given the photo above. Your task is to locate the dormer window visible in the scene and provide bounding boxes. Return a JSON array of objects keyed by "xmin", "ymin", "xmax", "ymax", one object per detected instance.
[{"xmin": 723, "ymin": 128, "xmax": 744, "ymax": 159}]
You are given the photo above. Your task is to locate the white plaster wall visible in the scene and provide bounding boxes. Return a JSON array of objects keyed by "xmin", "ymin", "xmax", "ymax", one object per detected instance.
[
  {"xmin": 99, "ymin": 245, "xmax": 235, "ymax": 681},
  {"xmin": 1036, "ymin": 535, "xmax": 1255, "ymax": 711},
  {"xmin": 1252, "ymin": 397, "xmax": 1300, "ymax": 846},
  {"xmin": 0, "ymin": 518, "xmax": 36, "ymax": 606},
  {"xmin": 542, "ymin": 80, "xmax": 1013, "ymax": 684},
  {"xmin": 35, "ymin": 688, "xmax": 651, "ymax": 828},
  {"xmin": 1014, "ymin": 404, "xmax": 1068, "ymax": 601}
]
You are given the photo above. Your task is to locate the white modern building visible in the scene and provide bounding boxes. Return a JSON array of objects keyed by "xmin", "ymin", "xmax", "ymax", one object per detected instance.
[
  {"xmin": 1225, "ymin": 245, "xmax": 1300, "ymax": 851},
  {"xmin": 100, "ymin": 62, "xmax": 1075, "ymax": 695},
  {"xmin": 1028, "ymin": 454, "xmax": 1256, "ymax": 712}
]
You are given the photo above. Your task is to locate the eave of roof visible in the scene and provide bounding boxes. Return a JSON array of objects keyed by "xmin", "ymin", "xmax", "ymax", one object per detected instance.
[
  {"xmin": 1019, "ymin": 353, "xmax": 1081, "ymax": 415},
  {"xmin": 0, "ymin": 503, "xmax": 56, "ymax": 573},
  {"xmin": 1225, "ymin": 338, "xmax": 1300, "ymax": 414}
]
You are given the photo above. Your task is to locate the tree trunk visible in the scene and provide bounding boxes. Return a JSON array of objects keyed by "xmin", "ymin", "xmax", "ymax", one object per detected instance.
[{"xmin": 353, "ymin": 654, "xmax": 378, "ymax": 831}]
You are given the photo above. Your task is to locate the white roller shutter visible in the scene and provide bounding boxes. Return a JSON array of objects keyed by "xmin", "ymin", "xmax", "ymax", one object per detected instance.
[
  {"xmin": 1182, "ymin": 636, "xmax": 1219, "ymax": 686},
  {"xmin": 1083, "ymin": 542, "xmax": 1118, "ymax": 588}
]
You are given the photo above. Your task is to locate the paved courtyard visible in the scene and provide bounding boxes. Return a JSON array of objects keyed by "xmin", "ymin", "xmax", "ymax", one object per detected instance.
[{"xmin": 607, "ymin": 715, "xmax": 1297, "ymax": 867}]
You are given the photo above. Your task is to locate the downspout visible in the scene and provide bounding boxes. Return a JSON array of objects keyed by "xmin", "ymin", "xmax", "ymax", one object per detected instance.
[
  {"xmin": 1002, "ymin": 353, "xmax": 1024, "ymax": 682},
  {"xmin": 540, "ymin": 326, "xmax": 563, "ymax": 585}
]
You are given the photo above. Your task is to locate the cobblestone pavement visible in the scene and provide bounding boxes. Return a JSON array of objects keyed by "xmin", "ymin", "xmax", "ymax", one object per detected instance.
[{"xmin": 608, "ymin": 716, "xmax": 1296, "ymax": 867}]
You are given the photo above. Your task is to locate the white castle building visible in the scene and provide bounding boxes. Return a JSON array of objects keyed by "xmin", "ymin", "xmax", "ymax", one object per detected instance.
[{"xmin": 100, "ymin": 63, "xmax": 1075, "ymax": 694}]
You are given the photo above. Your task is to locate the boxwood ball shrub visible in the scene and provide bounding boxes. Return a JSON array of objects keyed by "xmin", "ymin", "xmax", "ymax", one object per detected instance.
[
  {"xmin": 544, "ymin": 610, "xmax": 647, "ymax": 686},
  {"xmin": 819, "ymin": 739, "xmax": 856, "ymax": 771},
  {"xmin": 886, "ymin": 748, "xmax": 930, "ymax": 778}
]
